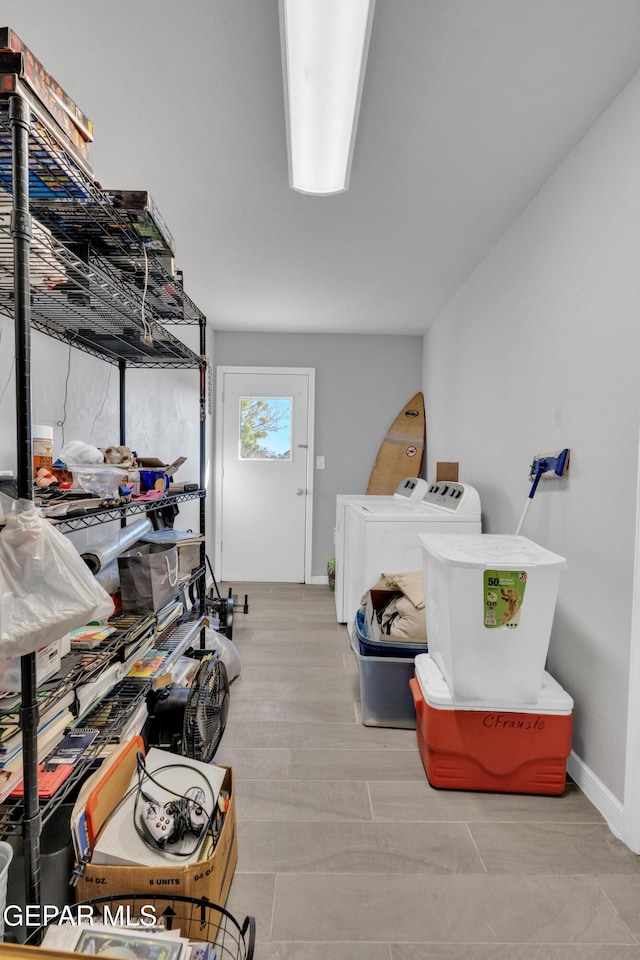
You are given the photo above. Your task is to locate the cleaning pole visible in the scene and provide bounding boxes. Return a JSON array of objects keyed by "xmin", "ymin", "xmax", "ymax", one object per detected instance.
[{"xmin": 515, "ymin": 449, "xmax": 570, "ymax": 536}]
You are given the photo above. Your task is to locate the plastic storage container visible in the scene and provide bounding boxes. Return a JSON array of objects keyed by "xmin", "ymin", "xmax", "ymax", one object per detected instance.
[
  {"xmin": 350, "ymin": 635, "xmax": 418, "ymax": 728},
  {"xmin": 354, "ymin": 608, "xmax": 427, "ymax": 660},
  {"xmin": 420, "ymin": 533, "xmax": 566, "ymax": 703},
  {"xmin": 410, "ymin": 653, "xmax": 573, "ymax": 795},
  {"xmin": 139, "ymin": 467, "xmax": 169, "ymax": 492},
  {"xmin": 69, "ymin": 463, "xmax": 128, "ymax": 498}
]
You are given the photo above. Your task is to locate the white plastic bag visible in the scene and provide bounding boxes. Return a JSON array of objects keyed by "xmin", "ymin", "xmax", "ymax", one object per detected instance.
[
  {"xmin": 203, "ymin": 627, "xmax": 242, "ymax": 683},
  {"xmin": 0, "ymin": 499, "xmax": 114, "ymax": 658}
]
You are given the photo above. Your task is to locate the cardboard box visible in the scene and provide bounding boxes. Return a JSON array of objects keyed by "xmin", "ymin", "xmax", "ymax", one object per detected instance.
[
  {"xmin": 75, "ymin": 765, "xmax": 237, "ymax": 938},
  {"xmin": 137, "ymin": 456, "xmax": 187, "ymax": 477}
]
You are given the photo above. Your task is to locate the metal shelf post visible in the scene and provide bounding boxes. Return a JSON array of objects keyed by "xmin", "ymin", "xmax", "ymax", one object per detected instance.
[{"xmin": 9, "ymin": 94, "xmax": 41, "ymax": 911}]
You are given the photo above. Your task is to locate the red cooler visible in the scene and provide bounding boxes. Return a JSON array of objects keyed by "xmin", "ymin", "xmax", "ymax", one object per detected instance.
[{"xmin": 409, "ymin": 653, "xmax": 573, "ymax": 795}]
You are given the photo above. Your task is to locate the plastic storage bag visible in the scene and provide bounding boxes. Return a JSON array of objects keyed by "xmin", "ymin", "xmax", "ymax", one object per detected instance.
[
  {"xmin": 0, "ymin": 499, "xmax": 114, "ymax": 658},
  {"xmin": 203, "ymin": 627, "xmax": 242, "ymax": 683}
]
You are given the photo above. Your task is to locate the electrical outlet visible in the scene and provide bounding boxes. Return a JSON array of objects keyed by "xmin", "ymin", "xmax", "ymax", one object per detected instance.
[{"xmin": 529, "ymin": 448, "xmax": 570, "ymax": 481}]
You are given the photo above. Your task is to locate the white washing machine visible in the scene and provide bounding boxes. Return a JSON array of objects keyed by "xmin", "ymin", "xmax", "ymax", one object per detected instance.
[
  {"xmin": 340, "ymin": 480, "xmax": 482, "ymax": 633},
  {"xmin": 334, "ymin": 478, "xmax": 428, "ymax": 623}
]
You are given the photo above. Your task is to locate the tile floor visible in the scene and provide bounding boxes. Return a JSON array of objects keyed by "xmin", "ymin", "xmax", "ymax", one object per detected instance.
[{"xmin": 217, "ymin": 582, "xmax": 640, "ymax": 959}]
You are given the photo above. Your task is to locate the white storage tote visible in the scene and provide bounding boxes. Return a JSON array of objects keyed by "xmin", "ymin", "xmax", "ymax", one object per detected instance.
[{"xmin": 419, "ymin": 533, "xmax": 566, "ymax": 703}]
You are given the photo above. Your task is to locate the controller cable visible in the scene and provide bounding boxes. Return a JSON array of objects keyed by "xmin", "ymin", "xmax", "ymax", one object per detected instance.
[
  {"xmin": 132, "ymin": 753, "xmax": 215, "ymax": 855},
  {"xmin": 70, "ymin": 752, "xmax": 219, "ymax": 885}
]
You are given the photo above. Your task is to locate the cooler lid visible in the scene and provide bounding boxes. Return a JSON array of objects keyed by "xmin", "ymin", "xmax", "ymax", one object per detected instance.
[
  {"xmin": 419, "ymin": 533, "xmax": 567, "ymax": 569},
  {"xmin": 414, "ymin": 653, "xmax": 574, "ymax": 714}
]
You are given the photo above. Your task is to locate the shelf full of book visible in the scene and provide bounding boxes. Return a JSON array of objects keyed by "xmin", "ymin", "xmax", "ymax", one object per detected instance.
[
  {"xmin": 1, "ymin": 80, "xmax": 209, "ymax": 911},
  {"xmin": 0, "ymin": 610, "xmax": 208, "ymax": 837}
]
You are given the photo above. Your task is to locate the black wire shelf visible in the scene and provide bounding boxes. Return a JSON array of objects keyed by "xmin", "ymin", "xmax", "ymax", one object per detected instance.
[
  {"xmin": 0, "ymin": 614, "xmax": 206, "ymax": 837},
  {"xmin": 0, "ymin": 99, "xmax": 207, "ymax": 367},
  {"xmin": 0, "ymin": 85, "xmax": 209, "ymax": 912},
  {"xmin": 49, "ymin": 489, "xmax": 206, "ymax": 533}
]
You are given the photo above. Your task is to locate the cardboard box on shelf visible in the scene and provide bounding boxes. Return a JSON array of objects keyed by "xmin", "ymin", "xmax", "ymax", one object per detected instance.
[
  {"xmin": 137, "ymin": 456, "xmax": 187, "ymax": 477},
  {"xmin": 74, "ymin": 756, "xmax": 238, "ymax": 939},
  {"xmin": 136, "ymin": 457, "xmax": 187, "ymax": 493}
]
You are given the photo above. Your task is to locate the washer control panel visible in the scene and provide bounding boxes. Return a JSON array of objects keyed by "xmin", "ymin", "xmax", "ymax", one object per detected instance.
[
  {"xmin": 392, "ymin": 477, "xmax": 428, "ymax": 503},
  {"xmin": 422, "ymin": 481, "xmax": 469, "ymax": 511}
]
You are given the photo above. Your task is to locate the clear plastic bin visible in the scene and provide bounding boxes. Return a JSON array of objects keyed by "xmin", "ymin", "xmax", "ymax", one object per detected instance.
[
  {"xmin": 68, "ymin": 464, "xmax": 129, "ymax": 498},
  {"xmin": 350, "ymin": 636, "xmax": 417, "ymax": 728}
]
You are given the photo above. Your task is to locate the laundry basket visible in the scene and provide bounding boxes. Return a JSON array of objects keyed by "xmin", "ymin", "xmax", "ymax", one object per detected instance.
[{"xmin": 26, "ymin": 894, "xmax": 255, "ymax": 959}]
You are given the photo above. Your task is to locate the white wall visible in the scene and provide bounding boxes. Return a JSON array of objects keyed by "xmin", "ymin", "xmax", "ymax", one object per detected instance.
[
  {"xmin": 1, "ymin": 322, "xmax": 421, "ymax": 582},
  {"xmin": 0, "ymin": 315, "xmax": 205, "ymax": 548},
  {"xmin": 423, "ymin": 68, "xmax": 640, "ymax": 802}
]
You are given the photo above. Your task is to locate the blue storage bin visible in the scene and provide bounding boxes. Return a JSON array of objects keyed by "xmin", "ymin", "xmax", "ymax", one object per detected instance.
[{"xmin": 354, "ymin": 608, "xmax": 427, "ymax": 659}]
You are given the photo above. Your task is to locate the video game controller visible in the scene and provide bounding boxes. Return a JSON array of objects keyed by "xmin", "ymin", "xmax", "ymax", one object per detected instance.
[
  {"xmin": 185, "ymin": 787, "xmax": 208, "ymax": 831},
  {"xmin": 141, "ymin": 800, "xmax": 176, "ymax": 847}
]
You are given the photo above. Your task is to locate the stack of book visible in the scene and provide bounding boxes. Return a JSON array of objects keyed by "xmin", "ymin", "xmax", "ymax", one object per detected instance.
[
  {"xmin": 0, "ymin": 704, "xmax": 74, "ymax": 801},
  {"xmin": 42, "ymin": 919, "xmax": 215, "ymax": 959},
  {"xmin": 0, "ymin": 26, "xmax": 93, "ymax": 176}
]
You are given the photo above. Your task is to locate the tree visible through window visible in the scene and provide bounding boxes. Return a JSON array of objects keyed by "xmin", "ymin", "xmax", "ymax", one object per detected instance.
[{"xmin": 240, "ymin": 397, "xmax": 292, "ymax": 460}]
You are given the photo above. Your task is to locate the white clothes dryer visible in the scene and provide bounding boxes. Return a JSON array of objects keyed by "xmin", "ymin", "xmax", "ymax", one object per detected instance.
[
  {"xmin": 340, "ymin": 481, "xmax": 482, "ymax": 633},
  {"xmin": 334, "ymin": 478, "xmax": 428, "ymax": 623}
]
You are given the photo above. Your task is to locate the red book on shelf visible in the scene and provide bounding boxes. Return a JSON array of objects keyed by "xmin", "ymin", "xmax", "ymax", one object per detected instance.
[{"xmin": 10, "ymin": 763, "xmax": 75, "ymax": 799}]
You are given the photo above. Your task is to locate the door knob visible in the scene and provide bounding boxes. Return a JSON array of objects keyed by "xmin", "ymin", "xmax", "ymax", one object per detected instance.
[{"xmin": 296, "ymin": 488, "xmax": 305, "ymax": 496}]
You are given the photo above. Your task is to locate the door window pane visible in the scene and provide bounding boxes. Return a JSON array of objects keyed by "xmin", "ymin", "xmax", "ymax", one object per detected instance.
[{"xmin": 239, "ymin": 397, "xmax": 292, "ymax": 460}]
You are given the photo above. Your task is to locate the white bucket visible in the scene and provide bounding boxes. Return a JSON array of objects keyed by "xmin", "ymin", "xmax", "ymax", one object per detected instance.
[
  {"xmin": 420, "ymin": 533, "xmax": 567, "ymax": 703},
  {"xmin": 0, "ymin": 840, "xmax": 13, "ymax": 940}
]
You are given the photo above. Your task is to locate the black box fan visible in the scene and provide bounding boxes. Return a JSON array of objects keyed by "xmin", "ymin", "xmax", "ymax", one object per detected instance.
[{"xmin": 147, "ymin": 657, "xmax": 230, "ymax": 761}]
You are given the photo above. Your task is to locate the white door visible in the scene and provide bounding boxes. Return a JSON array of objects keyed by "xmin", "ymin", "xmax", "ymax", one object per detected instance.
[{"xmin": 215, "ymin": 366, "xmax": 314, "ymax": 582}]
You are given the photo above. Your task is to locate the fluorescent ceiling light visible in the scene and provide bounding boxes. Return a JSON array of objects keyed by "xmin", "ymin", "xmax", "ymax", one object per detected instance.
[{"xmin": 279, "ymin": 0, "xmax": 376, "ymax": 195}]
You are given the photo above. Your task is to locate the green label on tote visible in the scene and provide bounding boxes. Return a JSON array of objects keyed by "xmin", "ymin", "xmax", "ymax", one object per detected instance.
[{"xmin": 484, "ymin": 569, "xmax": 528, "ymax": 629}]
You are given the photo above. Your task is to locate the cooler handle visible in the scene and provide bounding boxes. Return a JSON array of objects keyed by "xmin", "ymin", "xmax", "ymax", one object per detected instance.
[{"xmin": 409, "ymin": 677, "xmax": 424, "ymax": 716}]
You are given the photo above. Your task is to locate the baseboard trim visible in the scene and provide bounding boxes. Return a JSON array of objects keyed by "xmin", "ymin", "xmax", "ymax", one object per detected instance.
[
  {"xmin": 309, "ymin": 575, "xmax": 329, "ymax": 585},
  {"xmin": 567, "ymin": 750, "xmax": 624, "ymax": 840}
]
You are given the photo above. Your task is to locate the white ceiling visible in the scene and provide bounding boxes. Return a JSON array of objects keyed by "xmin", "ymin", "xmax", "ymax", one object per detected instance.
[{"xmin": 4, "ymin": 0, "xmax": 640, "ymax": 335}]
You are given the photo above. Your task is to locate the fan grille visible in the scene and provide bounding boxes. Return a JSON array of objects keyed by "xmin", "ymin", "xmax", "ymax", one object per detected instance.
[{"xmin": 182, "ymin": 657, "xmax": 230, "ymax": 762}]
